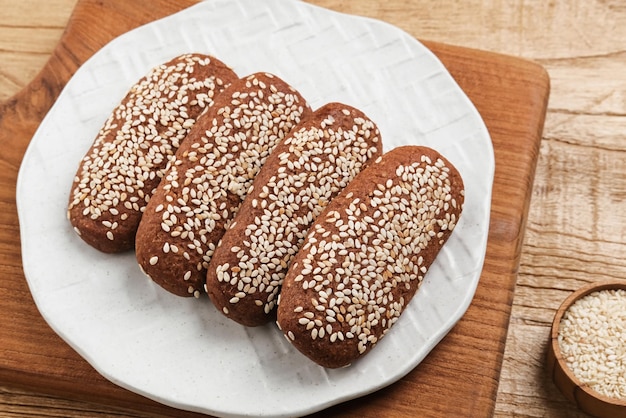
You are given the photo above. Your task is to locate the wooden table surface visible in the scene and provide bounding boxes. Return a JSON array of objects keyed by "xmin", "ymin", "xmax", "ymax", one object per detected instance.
[{"xmin": 1, "ymin": 1, "xmax": 624, "ymax": 417}]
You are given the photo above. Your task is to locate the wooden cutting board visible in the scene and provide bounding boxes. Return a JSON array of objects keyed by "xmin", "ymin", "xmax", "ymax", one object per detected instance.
[{"xmin": 0, "ymin": 0, "xmax": 550, "ymax": 416}]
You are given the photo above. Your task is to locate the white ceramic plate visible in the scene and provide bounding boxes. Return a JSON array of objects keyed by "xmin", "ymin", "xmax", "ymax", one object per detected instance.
[{"xmin": 16, "ymin": 0, "xmax": 494, "ymax": 416}]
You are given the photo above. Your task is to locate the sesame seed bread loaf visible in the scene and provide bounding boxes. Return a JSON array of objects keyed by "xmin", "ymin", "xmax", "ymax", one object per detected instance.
[
  {"xmin": 206, "ymin": 103, "xmax": 383, "ymax": 326},
  {"xmin": 67, "ymin": 54, "xmax": 237, "ymax": 253},
  {"xmin": 276, "ymin": 145, "xmax": 465, "ymax": 368},
  {"xmin": 135, "ymin": 73, "xmax": 311, "ymax": 297}
]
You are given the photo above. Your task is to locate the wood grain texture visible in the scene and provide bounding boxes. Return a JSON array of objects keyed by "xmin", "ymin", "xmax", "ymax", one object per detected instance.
[
  {"xmin": 2, "ymin": 0, "xmax": 622, "ymax": 417},
  {"xmin": 0, "ymin": 0, "xmax": 77, "ymax": 102}
]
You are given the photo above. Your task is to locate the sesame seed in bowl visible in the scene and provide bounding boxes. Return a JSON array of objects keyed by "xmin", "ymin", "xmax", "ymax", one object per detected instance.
[{"xmin": 546, "ymin": 280, "xmax": 626, "ymax": 418}]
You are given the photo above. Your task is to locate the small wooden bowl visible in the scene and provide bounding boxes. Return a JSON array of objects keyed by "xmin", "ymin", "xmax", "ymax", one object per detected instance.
[{"xmin": 546, "ymin": 280, "xmax": 626, "ymax": 418}]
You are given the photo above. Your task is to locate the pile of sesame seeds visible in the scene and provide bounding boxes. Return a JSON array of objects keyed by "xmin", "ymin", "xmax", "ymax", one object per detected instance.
[
  {"xmin": 137, "ymin": 73, "xmax": 309, "ymax": 297},
  {"xmin": 558, "ymin": 288, "xmax": 626, "ymax": 400},
  {"xmin": 210, "ymin": 105, "xmax": 381, "ymax": 324},
  {"xmin": 278, "ymin": 149, "xmax": 463, "ymax": 366},
  {"xmin": 68, "ymin": 54, "xmax": 233, "ymax": 250}
]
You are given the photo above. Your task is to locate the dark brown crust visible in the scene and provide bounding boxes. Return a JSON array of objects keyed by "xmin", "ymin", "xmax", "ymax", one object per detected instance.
[
  {"xmin": 135, "ymin": 73, "xmax": 311, "ymax": 297},
  {"xmin": 67, "ymin": 54, "xmax": 237, "ymax": 253},
  {"xmin": 276, "ymin": 145, "xmax": 465, "ymax": 368},
  {"xmin": 206, "ymin": 103, "xmax": 383, "ymax": 326}
]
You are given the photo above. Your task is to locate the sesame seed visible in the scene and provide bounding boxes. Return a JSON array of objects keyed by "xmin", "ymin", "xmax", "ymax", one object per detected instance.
[{"xmin": 558, "ymin": 288, "xmax": 626, "ymax": 400}]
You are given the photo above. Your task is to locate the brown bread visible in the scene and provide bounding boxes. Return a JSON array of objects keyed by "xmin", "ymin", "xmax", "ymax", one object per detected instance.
[
  {"xmin": 135, "ymin": 72, "xmax": 311, "ymax": 297},
  {"xmin": 276, "ymin": 145, "xmax": 465, "ymax": 368},
  {"xmin": 67, "ymin": 54, "xmax": 237, "ymax": 253}
]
